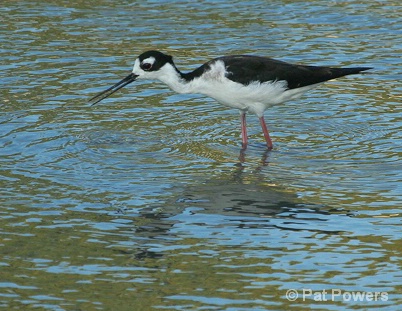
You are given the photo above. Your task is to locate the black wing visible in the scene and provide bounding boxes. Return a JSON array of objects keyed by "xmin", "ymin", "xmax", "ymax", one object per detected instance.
[{"xmin": 218, "ymin": 55, "xmax": 371, "ymax": 89}]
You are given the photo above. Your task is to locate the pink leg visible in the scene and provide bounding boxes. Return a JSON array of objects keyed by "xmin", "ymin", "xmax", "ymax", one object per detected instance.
[
  {"xmin": 241, "ymin": 112, "xmax": 248, "ymax": 149},
  {"xmin": 259, "ymin": 116, "xmax": 273, "ymax": 150}
]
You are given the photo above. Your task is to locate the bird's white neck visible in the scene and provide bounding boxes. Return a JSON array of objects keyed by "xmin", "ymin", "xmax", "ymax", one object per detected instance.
[
  {"xmin": 158, "ymin": 64, "xmax": 193, "ymax": 94},
  {"xmin": 139, "ymin": 62, "xmax": 193, "ymax": 94}
]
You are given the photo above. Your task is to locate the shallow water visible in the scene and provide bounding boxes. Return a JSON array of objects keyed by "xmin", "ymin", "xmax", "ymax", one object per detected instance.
[{"xmin": 1, "ymin": 1, "xmax": 401, "ymax": 310}]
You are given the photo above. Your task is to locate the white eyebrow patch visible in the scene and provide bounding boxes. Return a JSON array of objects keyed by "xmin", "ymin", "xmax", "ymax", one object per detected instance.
[{"xmin": 142, "ymin": 56, "xmax": 156, "ymax": 65}]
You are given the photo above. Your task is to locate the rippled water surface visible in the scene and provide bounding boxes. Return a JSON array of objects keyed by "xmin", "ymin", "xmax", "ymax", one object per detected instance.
[{"xmin": 1, "ymin": 1, "xmax": 401, "ymax": 310}]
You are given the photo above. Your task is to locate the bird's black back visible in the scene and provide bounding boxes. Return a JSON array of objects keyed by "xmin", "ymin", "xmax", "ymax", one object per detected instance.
[{"xmin": 186, "ymin": 55, "xmax": 371, "ymax": 89}]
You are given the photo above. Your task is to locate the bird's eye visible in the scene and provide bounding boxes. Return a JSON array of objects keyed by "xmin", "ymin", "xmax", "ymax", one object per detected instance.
[{"xmin": 142, "ymin": 62, "xmax": 152, "ymax": 71}]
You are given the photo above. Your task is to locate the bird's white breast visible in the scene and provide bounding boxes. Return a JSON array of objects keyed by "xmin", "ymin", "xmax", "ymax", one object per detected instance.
[{"xmin": 147, "ymin": 60, "xmax": 319, "ymax": 117}]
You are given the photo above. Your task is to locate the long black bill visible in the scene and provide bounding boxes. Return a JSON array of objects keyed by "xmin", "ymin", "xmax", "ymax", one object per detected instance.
[{"xmin": 89, "ymin": 73, "xmax": 138, "ymax": 106}]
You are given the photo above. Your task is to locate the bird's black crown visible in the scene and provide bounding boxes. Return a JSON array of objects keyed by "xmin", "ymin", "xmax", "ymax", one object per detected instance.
[{"xmin": 138, "ymin": 50, "xmax": 174, "ymax": 72}]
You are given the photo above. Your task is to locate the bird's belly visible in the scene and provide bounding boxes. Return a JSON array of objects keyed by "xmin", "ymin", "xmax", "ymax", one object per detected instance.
[
  {"xmin": 199, "ymin": 80, "xmax": 289, "ymax": 116},
  {"xmin": 190, "ymin": 77, "xmax": 318, "ymax": 116}
]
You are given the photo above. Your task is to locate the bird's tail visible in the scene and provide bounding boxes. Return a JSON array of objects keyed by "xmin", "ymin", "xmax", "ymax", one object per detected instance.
[{"xmin": 329, "ymin": 66, "xmax": 372, "ymax": 78}]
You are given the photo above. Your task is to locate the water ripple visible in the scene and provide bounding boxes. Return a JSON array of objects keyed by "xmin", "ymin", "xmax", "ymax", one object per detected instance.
[{"xmin": 1, "ymin": 1, "xmax": 401, "ymax": 310}]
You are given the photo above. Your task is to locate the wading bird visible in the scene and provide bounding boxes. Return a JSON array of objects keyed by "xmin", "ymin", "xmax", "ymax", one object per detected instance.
[{"xmin": 89, "ymin": 50, "xmax": 371, "ymax": 149}]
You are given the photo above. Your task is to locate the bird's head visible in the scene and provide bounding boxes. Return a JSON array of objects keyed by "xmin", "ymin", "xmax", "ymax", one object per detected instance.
[{"xmin": 88, "ymin": 50, "xmax": 175, "ymax": 106}]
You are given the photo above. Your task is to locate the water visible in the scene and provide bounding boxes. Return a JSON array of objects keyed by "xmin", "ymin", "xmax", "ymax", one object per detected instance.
[{"xmin": 1, "ymin": 1, "xmax": 401, "ymax": 310}]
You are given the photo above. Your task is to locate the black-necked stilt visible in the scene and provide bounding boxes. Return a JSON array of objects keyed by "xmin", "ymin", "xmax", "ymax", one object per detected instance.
[{"xmin": 89, "ymin": 50, "xmax": 371, "ymax": 149}]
